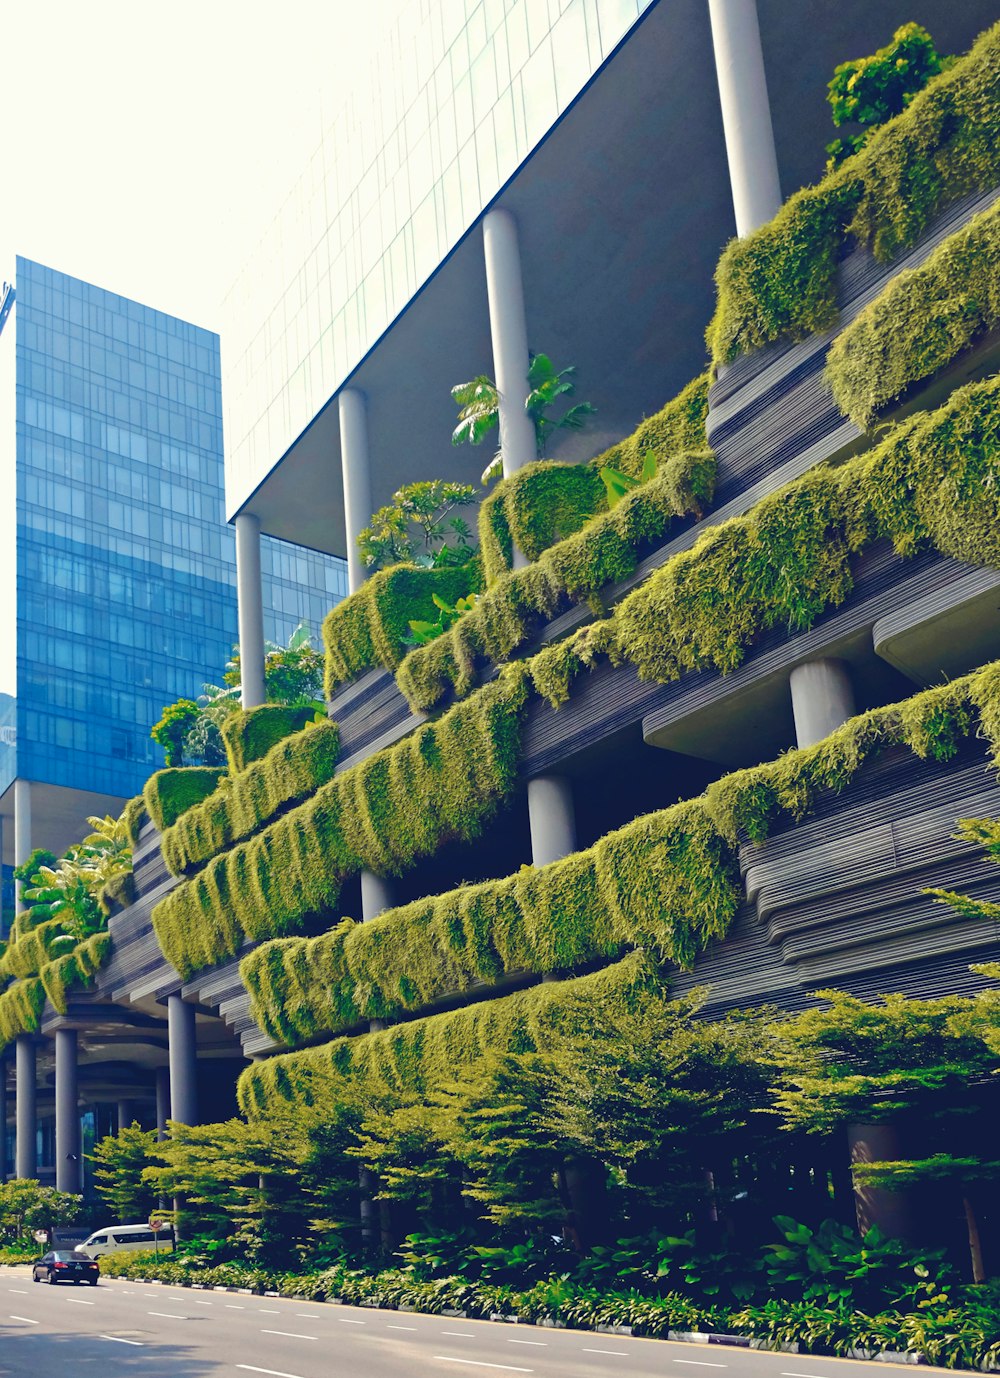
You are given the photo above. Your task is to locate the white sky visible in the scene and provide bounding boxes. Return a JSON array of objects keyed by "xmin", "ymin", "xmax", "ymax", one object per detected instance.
[{"xmin": 0, "ymin": 0, "xmax": 406, "ymax": 333}]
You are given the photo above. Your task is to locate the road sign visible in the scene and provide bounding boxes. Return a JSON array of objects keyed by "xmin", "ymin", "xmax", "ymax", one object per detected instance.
[
  {"xmin": 149, "ymin": 1218, "xmax": 164, "ymax": 1230},
  {"xmin": 32, "ymin": 1229, "xmax": 48, "ymax": 1244}
]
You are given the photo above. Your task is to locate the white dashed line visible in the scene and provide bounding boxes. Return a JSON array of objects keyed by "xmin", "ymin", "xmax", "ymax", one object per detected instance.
[
  {"xmin": 65, "ymin": 1297, "xmax": 95, "ymax": 1304},
  {"xmin": 237, "ymin": 1366, "xmax": 308, "ymax": 1378},
  {"xmin": 257, "ymin": 1307, "xmax": 280, "ymax": 1313},
  {"xmin": 673, "ymin": 1362, "xmax": 727, "ymax": 1368},
  {"xmin": 7, "ymin": 1289, "xmax": 27, "ymax": 1295},
  {"xmin": 582, "ymin": 1349, "xmax": 629, "ymax": 1356},
  {"xmin": 101, "ymin": 1335, "xmax": 144, "ymax": 1346},
  {"xmin": 260, "ymin": 1329, "xmax": 317, "ymax": 1341},
  {"xmin": 442, "ymin": 1330, "xmax": 477, "ymax": 1337},
  {"xmin": 338, "ymin": 1317, "xmax": 366, "ymax": 1324},
  {"xmin": 9, "ymin": 1315, "xmax": 39, "ymax": 1325},
  {"xmin": 194, "ymin": 1299, "xmax": 213, "ymax": 1305},
  {"xmin": 782, "ymin": 1372, "xmax": 830, "ymax": 1377},
  {"xmin": 507, "ymin": 1338, "xmax": 547, "ymax": 1345},
  {"xmin": 386, "ymin": 1323, "xmax": 418, "ymax": 1330},
  {"xmin": 147, "ymin": 1310, "xmax": 187, "ymax": 1319},
  {"xmin": 226, "ymin": 1303, "xmax": 246, "ymax": 1309},
  {"xmin": 433, "ymin": 1361, "xmax": 533, "ymax": 1373},
  {"xmin": 294, "ymin": 1311, "xmax": 319, "ymax": 1318}
]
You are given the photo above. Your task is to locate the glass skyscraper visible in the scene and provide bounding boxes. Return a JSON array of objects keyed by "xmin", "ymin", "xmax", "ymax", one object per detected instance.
[{"xmin": 0, "ymin": 258, "xmax": 346, "ymax": 911}]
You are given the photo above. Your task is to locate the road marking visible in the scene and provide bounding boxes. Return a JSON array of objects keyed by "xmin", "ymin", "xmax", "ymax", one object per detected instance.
[
  {"xmin": 101, "ymin": 1335, "xmax": 144, "ymax": 1346},
  {"xmin": 65, "ymin": 1297, "xmax": 95, "ymax": 1304},
  {"xmin": 226, "ymin": 1303, "xmax": 246, "ymax": 1309},
  {"xmin": 147, "ymin": 1310, "xmax": 187, "ymax": 1319},
  {"xmin": 194, "ymin": 1299, "xmax": 213, "ymax": 1305},
  {"xmin": 257, "ymin": 1307, "xmax": 280, "ymax": 1314},
  {"xmin": 582, "ymin": 1349, "xmax": 628, "ymax": 1356},
  {"xmin": 338, "ymin": 1318, "xmax": 366, "ymax": 1324},
  {"xmin": 294, "ymin": 1311, "xmax": 319, "ymax": 1317},
  {"xmin": 442, "ymin": 1330, "xmax": 477, "ymax": 1337},
  {"xmin": 9, "ymin": 1316, "xmax": 39, "ymax": 1325},
  {"xmin": 433, "ymin": 1361, "xmax": 533, "ymax": 1374},
  {"xmin": 7, "ymin": 1289, "xmax": 27, "ymax": 1294},
  {"xmin": 507, "ymin": 1338, "xmax": 547, "ymax": 1345},
  {"xmin": 261, "ymin": 1329, "xmax": 317, "ymax": 1341},
  {"xmin": 673, "ymin": 1362, "xmax": 727, "ymax": 1368},
  {"xmin": 237, "ymin": 1366, "xmax": 308, "ymax": 1378},
  {"xmin": 782, "ymin": 1373, "xmax": 830, "ymax": 1377},
  {"xmin": 387, "ymin": 1323, "xmax": 418, "ymax": 1329}
]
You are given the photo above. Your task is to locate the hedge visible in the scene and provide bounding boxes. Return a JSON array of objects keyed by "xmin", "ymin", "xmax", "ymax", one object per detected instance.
[
  {"xmin": 238, "ymin": 952, "xmax": 652, "ymax": 1116},
  {"xmin": 322, "ymin": 562, "xmax": 482, "ymax": 699},
  {"xmin": 152, "ymin": 669, "xmax": 530, "ymax": 979},
  {"xmin": 122, "ymin": 794, "xmax": 146, "ymax": 847},
  {"xmin": 523, "ymin": 375, "xmax": 1000, "ymax": 709},
  {"xmin": 707, "ymin": 21, "xmax": 1000, "ymax": 364},
  {"xmin": 221, "ymin": 703, "xmax": 320, "ymax": 774},
  {"xmin": 0, "ymin": 918, "xmax": 69, "ymax": 981},
  {"xmin": 242, "ymin": 669, "xmax": 985, "ymax": 1048},
  {"xmin": 98, "ymin": 869, "xmax": 136, "ymax": 918},
  {"xmin": 478, "ymin": 372, "xmax": 710, "ymax": 585},
  {"xmin": 142, "ymin": 767, "xmax": 227, "ymax": 834},
  {"xmin": 0, "ymin": 931, "xmax": 114, "ymax": 1047},
  {"xmin": 0, "ymin": 977, "xmax": 45, "ymax": 1046},
  {"xmin": 827, "ymin": 198, "xmax": 1000, "ymax": 428},
  {"xmin": 397, "ymin": 448, "xmax": 715, "ymax": 712},
  {"xmin": 160, "ymin": 719, "xmax": 341, "ymax": 878}
]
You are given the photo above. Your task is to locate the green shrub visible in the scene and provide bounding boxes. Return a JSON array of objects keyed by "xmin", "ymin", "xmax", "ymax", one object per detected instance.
[
  {"xmin": 142, "ymin": 767, "xmax": 227, "ymax": 833},
  {"xmin": 221, "ymin": 704, "xmax": 321, "ymax": 774},
  {"xmin": 479, "ymin": 373, "xmax": 710, "ymax": 584},
  {"xmin": 242, "ymin": 669, "xmax": 988, "ymax": 1047},
  {"xmin": 708, "ymin": 22, "xmax": 1000, "ymax": 363},
  {"xmin": 161, "ymin": 719, "xmax": 341, "ymax": 877},
  {"xmin": 39, "ymin": 931, "xmax": 111, "ymax": 1015},
  {"xmin": 122, "ymin": 794, "xmax": 146, "ymax": 847},
  {"xmin": 826, "ymin": 200, "xmax": 1000, "ymax": 428},
  {"xmin": 0, "ymin": 978, "xmax": 45, "ymax": 1046},
  {"xmin": 399, "ymin": 449, "xmax": 715, "ymax": 712},
  {"xmin": 322, "ymin": 562, "xmax": 483, "ymax": 698},
  {"xmin": 0, "ymin": 918, "xmax": 69, "ymax": 981},
  {"xmin": 98, "ymin": 870, "xmax": 136, "ymax": 918},
  {"xmin": 153, "ymin": 670, "xmax": 529, "ymax": 979}
]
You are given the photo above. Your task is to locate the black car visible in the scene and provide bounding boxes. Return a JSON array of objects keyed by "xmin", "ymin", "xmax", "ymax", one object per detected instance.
[{"xmin": 32, "ymin": 1251, "xmax": 99, "ymax": 1286}]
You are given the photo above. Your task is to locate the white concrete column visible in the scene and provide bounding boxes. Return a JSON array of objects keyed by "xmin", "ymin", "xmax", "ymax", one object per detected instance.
[
  {"xmin": 360, "ymin": 871, "xmax": 394, "ymax": 923},
  {"xmin": 527, "ymin": 775, "xmax": 577, "ymax": 868},
  {"xmin": 167, "ymin": 995, "xmax": 198, "ymax": 1128},
  {"xmin": 14, "ymin": 778, "xmax": 31, "ymax": 914},
  {"xmin": 155, "ymin": 1066, "xmax": 170, "ymax": 1142},
  {"xmin": 789, "ymin": 658, "xmax": 856, "ymax": 748},
  {"xmin": 15, "ymin": 1036, "xmax": 36, "ymax": 1179},
  {"xmin": 55, "ymin": 1029, "xmax": 81, "ymax": 1194},
  {"xmin": 339, "ymin": 388, "xmax": 374, "ymax": 596},
  {"xmin": 0, "ymin": 1059, "xmax": 8, "ymax": 1181},
  {"xmin": 483, "ymin": 209, "xmax": 537, "ymax": 480},
  {"xmin": 708, "ymin": 0, "xmax": 782, "ymax": 236},
  {"xmin": 235, "ymin": 512, "xmax": 267, "ymax": 710}
]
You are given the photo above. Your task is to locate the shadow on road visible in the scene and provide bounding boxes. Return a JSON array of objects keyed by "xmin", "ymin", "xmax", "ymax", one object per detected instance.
[{"xmin": 0, "ymin": 1324, "xmax": 219, "ymax": 1377}]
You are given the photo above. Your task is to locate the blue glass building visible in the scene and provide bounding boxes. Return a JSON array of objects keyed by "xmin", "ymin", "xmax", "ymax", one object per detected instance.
[{"xmin": 0, "ymin": 258, "xmax": 346, "ymax": 921}]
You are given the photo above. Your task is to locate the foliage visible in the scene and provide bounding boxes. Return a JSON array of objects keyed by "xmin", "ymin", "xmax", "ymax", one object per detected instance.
[
  {"xmin": 220, "ymin": 703, "xmax": 322, "ymax": 775},
  {"xmin": 322, "ymin": 562, "xmax": 483, "ymax": 697},
  {"xmin": 357, "ymin": 481, "xmax": 477, "ymax": 572},
  {"xmin": 90, "ymin": 1124, "xmax": 160, "ymax": 1223},
  {"xmin": 826, "ymin": 24, "xmax": 951, "ymax": 170},
  {"xmin": 0, "ymin": 1180, "xmax": 85, "ymax": 1248},
  {"xmin": 404, "ymin": 592, "xmax": 479, "ymax": 647},
  {"xmin": 11, "ymin": 848, "xmax": 57, "ymax": 889},
  {"xmin": 600, "ymin": 451, "xmax": 656, "ymax": 508},
  {"xmin": 152, "ymin": 668, "xmax": 529, "ymax": 978},
  {"xmin": 478, "ymin": 372, "xmax": 709, "ymax": 584},
  {"xmin": 826, "ymin": 200, "xmax": 1000, "ymax": 428},
  {"xmin": 161, "ymin": 718, "xmax": 341, "ymax": 877},
  {"xmin": 451, "ymin": 353, "xmax": 595, "ymax": 484},
  {"xmin": 708, "ymin": 22, "xmax": 1000, "ymax": 363},
  {"xmin": 142, "ymin": 767, "xmax": 226, "ymax": 834},
  {"xmin": 150, "ymin": 698, "xmax": 201, "ymax": 767},
  {"xmin": 225, "ymin": 621, "xmax": 325, "ymax": 708},
  {"xmin": 398, "ymin": 448, "xmax": 715, "ymax": 711}
]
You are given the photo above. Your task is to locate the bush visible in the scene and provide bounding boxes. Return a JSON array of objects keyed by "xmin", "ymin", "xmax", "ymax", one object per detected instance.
[
  {"xmin": 221, "ymin": 704, "xmax": 321, "ymax": 774},
  {"xmin": 142, "ymin": 767, "xmax": 227, "ymax": 833}
]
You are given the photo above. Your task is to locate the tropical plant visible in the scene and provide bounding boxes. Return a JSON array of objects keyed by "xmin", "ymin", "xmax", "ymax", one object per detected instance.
[
  {"xmin": 150, "ymin": 698, "xmax": 201, "ymax": 767},
  {"xmin": 599, "ymin": 451, "xmax": 657, "ymax": 508},
  {"xmin": 403, "ymin": 592, "xmax": 479, "ymax": 646},
  {"xmin": 0, "ymin": 1180, "xmax": 84, "ymax": 1248},
  {"xmin": 225, "ymin": 621, "xmax": 325, "ymax": 709},
  {"xmin": 357, "ymin": 481, "xmax": 476, "ymax": 572},
  {"xmin": 21, "ymin": 813, "xmax": 133, "ymax": 942},
  {"xmin": 90, "ymin": 1124, "xmax": 160, "ymax": 1223},
  {"xmin": 826, "ymin": 23, "xmax": 951, "ymax": 169},
  {"xmin": 451, "ymin": 353, "xmax": 595, "ymax": 484}
]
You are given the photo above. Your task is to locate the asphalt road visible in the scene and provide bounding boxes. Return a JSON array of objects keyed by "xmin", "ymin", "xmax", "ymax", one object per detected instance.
[{"xmin": 0, "ymin": 1266, "xmax": 975, "ymax": 1378}]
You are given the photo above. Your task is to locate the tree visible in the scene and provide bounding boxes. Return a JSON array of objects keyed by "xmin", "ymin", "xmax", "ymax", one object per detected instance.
[
  {"xmin": 90, "ymin": 1125, "xmax": 160, "ymax": 1223},
  {"xmin": 357, "ymin": 482, "xmax": 476, "ymax": 572},
  {"xmin": 826, "ymin": 24, "xmax": 951, "ymax": 169},
  {"xmin": 451, "ymin": 352, "xmax": 595, "ymax": 484},
  {"xmin": 0, "ymin": 1180, "xmax": 84, "ymax": 1247},
  {"xmin": 149, "ymin": 698, "xmax": 201, "ymax": 767}
]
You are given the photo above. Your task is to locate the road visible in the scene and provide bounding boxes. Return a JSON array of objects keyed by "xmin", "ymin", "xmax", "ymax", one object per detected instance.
[{"xmin": 0, "ymin": 1266, "xmax": 973, "ymax": 1378}]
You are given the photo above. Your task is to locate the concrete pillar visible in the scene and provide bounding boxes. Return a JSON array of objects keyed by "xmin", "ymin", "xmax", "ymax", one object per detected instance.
[
  {"xmin": 155, "ymin": 1066, "xmax": 170, "ymax": 1142},
  {"xmin": 361, "ymin": 872, "xmax": 394, "ymax": 1032},
  {"xmin": 167, "ymin": 995, "xmax": 198, "ymax": 1128},
  {"xmin": 0, "ymin": 1059, "xmax": 8, "ymax": 1181},
  {"xmin": 117, "ymin": 1098, "xmax": 135, "ymax": 1132},
  {"xmin": 55, "ymin": 1029, "xmax": 81, "ymax": 1194},
  {"xmin": 483, "ymin": 209, "xmax": 536, "ymax": 481},
  {"xmin": 707, "ymin": 0, "xmax": 782, "ymax": 236},
  {"xmin": 527, "ymin": 775, "xmax": 577, "ymax": 868},
  {"xmin": 14, "ymin": 778, "xmax": 31, "ymax": 914},
  {"xmin": 848, "ymin": 1122, "xmax": 914, "ymax": 1240},
  {"xmin": 235, "ymin": 512, "xmax": 267, "ymax": 710},
  {"xmin": 789, "ymin": 658, "xmax": 856, "ymax": 748},
  {"xmin": 339, "ymin": 388, "xmax": 374, "ymax": 596},
  {"xmin": 15, "ymin": 1036, "xmax": 36, "ymax": 1179}
]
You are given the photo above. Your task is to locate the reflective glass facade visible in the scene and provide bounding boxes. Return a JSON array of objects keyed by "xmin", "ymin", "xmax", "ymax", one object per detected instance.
[
  {"xmin": 0, "ymin": 258, "xmax": 346, "ymax": 802},
  {"xmin": 223, "ymin": 0, "xmax": 653, "ymax": 514}
]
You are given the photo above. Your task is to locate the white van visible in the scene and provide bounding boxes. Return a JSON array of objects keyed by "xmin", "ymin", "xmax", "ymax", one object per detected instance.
[{"xmin": 79, "ymin": 1223, "xmax": 175, "ymax": 1259}]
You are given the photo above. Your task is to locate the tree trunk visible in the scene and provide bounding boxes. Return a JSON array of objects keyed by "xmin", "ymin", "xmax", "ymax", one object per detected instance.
[
  {"xmin": 846, "ymin": 1123, "xmax": 914, "ymax": 1240},
  {"xmin": 962, "ymin": 1194, "xmax": 985, "ymax": 1284}
]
